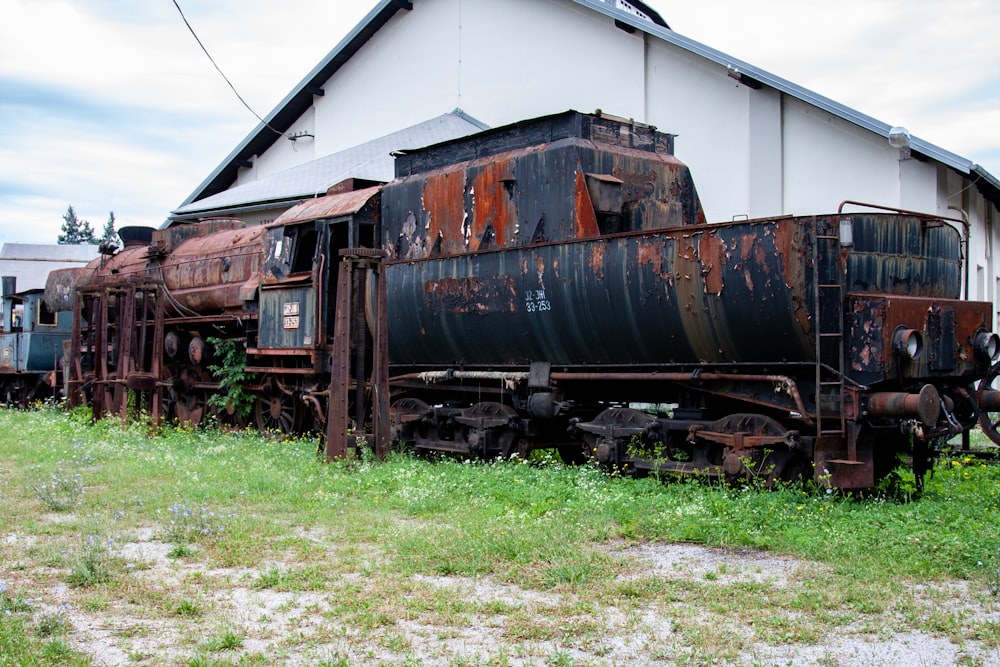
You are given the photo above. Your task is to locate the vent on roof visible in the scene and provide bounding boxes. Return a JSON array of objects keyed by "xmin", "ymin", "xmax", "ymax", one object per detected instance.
[{"xmin": 613, "ymin": 0, "xmax": 651, "ymax": 22}]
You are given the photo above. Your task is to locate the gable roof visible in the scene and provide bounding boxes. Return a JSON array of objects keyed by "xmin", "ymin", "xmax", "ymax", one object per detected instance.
[
  {"xmin": 178, "ymin": 0, "xmax": 1000, "ymax": 211},
  {"xmin": 171, "ymin": 110, "xmax": 487, "ymax": 220}
]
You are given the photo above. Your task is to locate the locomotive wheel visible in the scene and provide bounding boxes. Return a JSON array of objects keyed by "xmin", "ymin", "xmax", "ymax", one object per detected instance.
[
  {"xmin": 977, "ymin": 363, "xmax": 1000, "ymax": 446},
  {"xmin": 703, "ymin": 414, "xmax": 799, "ymax": 485},
  {"xmin": 214, "ymin": 401, "xmax": 249, "ymax": 430},
  {"xmin": 1, "ymin": 379, "xmax": 22, "ymax": 407},
  {"xmin": 391, "ymin": 398, "xmax": 432, "ymax": 445},
  {"xmin": 173, "ymin": 367, "xmax": 207, "ymax": 427},
  {"xmin": 461, "ymin": 402, "xmax": 521, "ymax": 458},
  {"xmin": 575, "ymin": 407, "xmax": 656, "ymax": 468},
  {"xmin": 500, "ymin": 433, "xmax": 531, "ymax": 460},
  {"xmin": 255, "ymin": 376, "xmax": 300, "ymax": 434}
]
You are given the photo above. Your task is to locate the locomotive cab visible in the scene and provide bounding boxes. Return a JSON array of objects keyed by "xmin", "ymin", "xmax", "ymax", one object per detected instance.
[
  {"xmin": 254, "ymin": 183, "xmax": 382, "ymax": 356},
  {"xmin": 243, "ymin": 182, "xmax": 385, "ymax": 436}
]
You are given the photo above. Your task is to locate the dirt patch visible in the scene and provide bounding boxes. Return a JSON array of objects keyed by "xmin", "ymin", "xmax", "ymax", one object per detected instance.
[
  {"xmin": 6, "ymin": 533, "xmax": 1000, "ymax": 666},
  {"xmin": 614, "ymin": 541, "xmax": 822, "ymax": 587}
]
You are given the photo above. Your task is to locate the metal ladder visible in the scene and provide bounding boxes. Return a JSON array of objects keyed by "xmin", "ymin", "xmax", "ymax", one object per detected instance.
[{"xmin": 813, "ymin": 219, "xmax": 846, "ymax": 437}]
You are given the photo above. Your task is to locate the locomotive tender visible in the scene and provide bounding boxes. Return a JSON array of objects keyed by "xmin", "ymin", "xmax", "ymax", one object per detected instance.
[{"xmin": 44, "ymin": 110, "xmax": 1000, "ymax": 489}]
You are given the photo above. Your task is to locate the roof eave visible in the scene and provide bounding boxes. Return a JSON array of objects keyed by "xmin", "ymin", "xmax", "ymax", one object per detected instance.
[
  {"xmin": 972, "ymin": 165, "xmax": 1000, "ymax": 205},
  {"xmin": 574, "ymin": 0, "xmax": 1000, "ymax": 207},
  {"xmin": 170, "ymin": 198, "xmax": 306, "ymax": 223},
  {"xmin": 177, "ymin": 0, "xmax": 413, "ymax": 209}
]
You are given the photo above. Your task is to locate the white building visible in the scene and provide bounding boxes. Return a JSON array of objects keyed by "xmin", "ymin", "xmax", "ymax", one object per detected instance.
[
  {"xmin": 0, "ymin": 243, "xmax": 97, "ymax": 294},
  {"xmin": 0, "ymin": 242, "xmax": 97, "ymax": 325},
  {"xmin": 171, "ymin": 0, "xmax": 1000, "ymax": 321}
]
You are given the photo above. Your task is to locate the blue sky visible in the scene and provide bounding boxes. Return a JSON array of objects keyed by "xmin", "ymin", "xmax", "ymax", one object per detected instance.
[{"xmin": 1, "ymin": 0, "xmax": 997, "ymax": 244}]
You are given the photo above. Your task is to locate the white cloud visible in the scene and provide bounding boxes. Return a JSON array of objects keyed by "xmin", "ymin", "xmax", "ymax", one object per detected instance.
[{"xmin": 0, "ymin": 0, "xmax": 372, "ymax": 242}]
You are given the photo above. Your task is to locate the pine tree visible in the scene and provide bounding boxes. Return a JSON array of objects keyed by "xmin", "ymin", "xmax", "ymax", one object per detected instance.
[
  {"xmin": 58, "ymin": 205, "xmax": 98, "ymax": 244},
  {"xmin": 100, "ymin": 211, "xmax": 120, "ymax": 251}
]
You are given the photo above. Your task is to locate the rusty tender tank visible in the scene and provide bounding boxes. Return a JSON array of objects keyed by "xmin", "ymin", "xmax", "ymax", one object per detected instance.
[
  {"xmin": 45, "ymin": 110, "xmax": 1000, "ymax": 490},
  {"xmin": 379, "ymin": 111, "xmax": 999, "ymax": 489}
]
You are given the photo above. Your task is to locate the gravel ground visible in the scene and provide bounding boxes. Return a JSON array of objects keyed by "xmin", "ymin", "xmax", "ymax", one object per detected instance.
[{"xmin": 7, "ymin": 530, "xmax": 998, "ymax": 666}]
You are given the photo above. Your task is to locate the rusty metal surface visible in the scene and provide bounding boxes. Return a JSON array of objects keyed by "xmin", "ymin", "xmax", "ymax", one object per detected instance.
[
  {"xmin": 258, "ymin": 285, "xmax": 317, "ymax": 349},
  {"xmin": 423, "ymin": 276, "xmax": 517, "ymax": 316},
  {"xmin": 846, "ymin": 294, "xmax": 991, "ymax": 384},
  {"xmin": 979, "ymin": 388, "xmax": 1000, "ymax": 412},
  {"xmin": 385, "ymin": 216, "xmax": 815, "ymax": 369},
  {"xmin": 270, "ymin": 186, "xmax": 382, "ymax": 226},
  {"xmin": 867, "ymin": 385, "xmax": 941, "ymax": 427},
  {"xmin": 383, "ymin": 119, "xmax": 706, "ymax": 262},
  {"xmin": 151, "ymin": 218, "xmax": 246, "ymax": 255},
  {"xmin": 383, "ymin": 190, "xmax": 986, "ymax": 391},
  {"xmin": 35, "ymin": 109, "xmax": 995, "ymax": 494},
  {"xmin": 394, "ymin": 111, "xmax": 675, "ymax": 177},
  {"xmin": 814, "ymin": 435, "xmax": 875, "ymax": 489},
  {"xmin": 46, "ymin": 223, "xmax": 264, "ymax": 316},
  {"xmin": 323, "ymin": 250, "xmax": 392, "ymax": 459},
  {"xmin": 846, "ymin": 214, "xmax": 962, "ymax": 298},
  {"xmin": 44, "ymin": 267, "xmax": 96, "ymax": 312},
  {"xmin": 326, "ymin": 259, "xmax": 351, "ymax": 460},
  {"xmin": 159, "ymin": 226, "xmax": 264, "ymax": 313},
  {"xmin": 0, "ymin": 334, "xmax": 14, "ymax": 373}
]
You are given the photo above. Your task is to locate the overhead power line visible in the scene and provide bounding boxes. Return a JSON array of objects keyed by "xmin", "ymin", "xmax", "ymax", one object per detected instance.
[{"xmin": 170, "ymin": 0, "xmax": 284, "ymax": 137}]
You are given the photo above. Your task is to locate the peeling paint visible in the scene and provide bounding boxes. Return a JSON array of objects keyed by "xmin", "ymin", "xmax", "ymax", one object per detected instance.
[
  {"xmin": 424, "ymin": 275, "xmax": 517, "ymax": 316},
  {"xmin": 698, "ymin": 232, "xmax": 726, "ymax": 295},
  {"xmin": 636, "ymin": 239, "xmax": 665, "ymax": 276},
  {"xmin": 573, "ymin": 170, "xmax": 601, "ymax": 239},
  {"xmin": 588, "ymin": 243, "xmax": 606, "ymax": 282}
]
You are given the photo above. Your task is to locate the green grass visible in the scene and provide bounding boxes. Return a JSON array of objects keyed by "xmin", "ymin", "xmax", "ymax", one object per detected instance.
[{"xmin": 0, "ymin": 405, "xmax": 998, "ymax": 665}]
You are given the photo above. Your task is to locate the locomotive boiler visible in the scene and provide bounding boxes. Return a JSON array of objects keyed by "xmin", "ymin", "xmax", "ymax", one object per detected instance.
[
  {"xmin": 44, "ymin": 221, "xmax": 266, "ymax": 426},
  {"xmin": 44, "ymin": 110, "xmax": 1000, "ymax": 490}
]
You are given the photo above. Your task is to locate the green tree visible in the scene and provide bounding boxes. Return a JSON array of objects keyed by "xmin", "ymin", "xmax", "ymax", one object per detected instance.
[
  {"xmin": 58, "ymin": 205, "xmax": 98, "ymax": 245},
  {"xmin": 100, "ymin": 211, "xmax": 120, "ymax": 251}
]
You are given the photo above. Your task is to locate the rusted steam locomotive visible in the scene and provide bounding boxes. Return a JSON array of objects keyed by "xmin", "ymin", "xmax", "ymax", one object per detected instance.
[{"xmin": 44, "ymin": 110, "xmax": 1000, "ymax": 489}]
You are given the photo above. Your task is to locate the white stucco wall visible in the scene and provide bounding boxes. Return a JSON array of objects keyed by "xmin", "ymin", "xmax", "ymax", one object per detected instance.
[
  {"xmin": 249, "ymin": 109, "xmax": 317, "ymax": 181},
  {"xmin": 455, "ymin": 0, "xmax": 647, "ymax": 126},
  {"xmin": 315, "ymin": 0, "xmax": 462, "ymax": 156},
  {"xmin": 249, "ymin": 0, "xmax": 650, "ymax": 187},
  {"xmin": 956, "ymin": 174, "xmax": 998, "ymax": 313},
  {"xmin": 643, "ymin": 38, "xmax": 752, "ymax": 222},
  {"xmin": 309, "ymin": 0, "xmax": 648, "ymax": 154},
  {"xmin": 898, "ymin": 157, "xmax": 938, "ymax": 214},
  {"xmin": 781, "ymin": 97, "xmax": 901, "ymax": 215}
]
